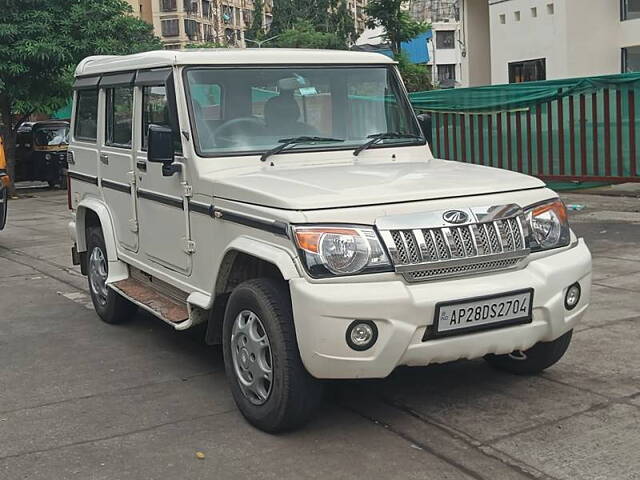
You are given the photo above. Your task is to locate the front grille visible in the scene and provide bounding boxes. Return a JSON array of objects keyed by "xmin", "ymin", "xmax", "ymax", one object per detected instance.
[{"xmin": 378, "ymin": 206, "xmax": 530, "ymax": 282}]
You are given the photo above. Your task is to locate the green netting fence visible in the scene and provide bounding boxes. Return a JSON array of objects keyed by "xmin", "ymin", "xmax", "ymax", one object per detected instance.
[{"xmin": 409, "ymin": 73, "xmax": 640, "ymax": 183}]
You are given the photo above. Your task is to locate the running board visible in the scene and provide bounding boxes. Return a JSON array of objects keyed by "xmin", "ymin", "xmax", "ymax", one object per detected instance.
[{"xmin": 110, "ymin": 278, "xmax": 189, "ymax": 325}]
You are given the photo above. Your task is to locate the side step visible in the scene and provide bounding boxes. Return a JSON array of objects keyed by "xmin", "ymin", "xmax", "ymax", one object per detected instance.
[{"xmin": 110, "ymin": 276, "xmax": 189, "ymax": 325}]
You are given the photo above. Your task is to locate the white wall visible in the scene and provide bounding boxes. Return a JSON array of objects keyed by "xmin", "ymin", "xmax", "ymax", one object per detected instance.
[
  {"xmin": 489, "ymin": 0, "xmax": 640, "ymax": 84},
  {"xmin": 461, "ymin": 0, "xmax": 491, "ymax": 86}
]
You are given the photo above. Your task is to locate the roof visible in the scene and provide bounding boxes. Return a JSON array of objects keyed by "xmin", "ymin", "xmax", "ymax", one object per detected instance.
[{"xmin": 75, "ymin": 49, "xmax": 395, "ymax": 76}]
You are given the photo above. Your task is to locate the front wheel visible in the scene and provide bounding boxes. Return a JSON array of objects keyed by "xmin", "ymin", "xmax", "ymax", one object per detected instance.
[
  {"xmin": 222, "ymin": 278, "xmax": 324, "ymax": 433},
  {"xmin": 484, "ymin": 330, "xmax": 573, "ymax": 375}
]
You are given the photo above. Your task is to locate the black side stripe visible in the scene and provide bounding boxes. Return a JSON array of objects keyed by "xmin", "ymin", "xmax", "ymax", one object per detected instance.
[
  {"xmin": 68, "ymin": 171, "xmax": 99, "ymax": 185},
  {"xmin": 137, "ymin": 189, "xmax": 183, "ymax": 209},
  {"xmin": 212, "ymin": 208, "xmax": 290, "ymax": 238},
  {"xmin": 101, "ymin": 179, "xmax": 131, "ymax": 194},
  {"xmin": 188, "ymin": 201, "xmax": 213, "ymax": 216}
]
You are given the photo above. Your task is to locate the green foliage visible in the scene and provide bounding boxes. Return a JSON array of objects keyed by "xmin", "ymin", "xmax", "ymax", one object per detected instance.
[
  {"xmin": 0, "ymin": 0, "xmax": 162, "ymax": 191},
  {"xmin": 245, "ymin": 0, "xmax": 265, "ymax": 41},
  {"xmin": 270, "ymin": 0, "xmax": 354, "ymax": 47},
  {"xmin": 185, "ymin": 41, "xmax": 228, "ymax": 49},
  {"xmin": 365, "ymin": 0, "xmax": 429, "ymax": 55},
  {"xmin": 271, "ymin": 20, "xmax": 346, "ymax": 50},
  {"xmin": 395, "ymin": 52, "xmax": 433, "ymax": 93}
]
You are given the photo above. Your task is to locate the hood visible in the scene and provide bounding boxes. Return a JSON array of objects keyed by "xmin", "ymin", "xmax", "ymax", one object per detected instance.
[{"xmin": 212, "ymin": 158, "xmax": 545, "ymax": 210}]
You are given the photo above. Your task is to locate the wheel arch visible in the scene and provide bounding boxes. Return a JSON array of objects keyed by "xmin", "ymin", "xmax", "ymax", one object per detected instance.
[
  {"xmin": 205, "ymin": 237, "xmax": 301, "ymax": 345},
  {"xmin": 75, "ymin": 198, "xmax": 118, "ymax": 261}
]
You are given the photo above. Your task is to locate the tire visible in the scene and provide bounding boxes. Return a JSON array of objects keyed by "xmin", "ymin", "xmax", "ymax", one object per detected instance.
[
  {"xmin": 484, "ymin": 330, "xmax": 573, "ymax": 375},
  {"xmin": 222, "ymin": 278, "xmax": 324, "ymax": 433},
  {"xmin": 0, "ymin": 186, "xmax": 7, "ymax": 230},
  {"xmin": 86, "ymin": 226, "xmax": 137, "ymax": 324}
]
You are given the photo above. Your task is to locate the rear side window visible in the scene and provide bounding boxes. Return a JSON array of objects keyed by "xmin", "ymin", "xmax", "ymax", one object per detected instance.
[
  {"xmin": 74, "ymin": 90, "xmax": 99, "ymax": 142},
  {"xmin": 105, "ymin": 87, "xmax": 134, "ymax": 148}
]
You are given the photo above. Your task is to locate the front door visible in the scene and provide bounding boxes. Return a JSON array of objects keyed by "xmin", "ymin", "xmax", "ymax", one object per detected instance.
[
  {"xmin": 100, "ymin": 83, "xmax": 138, "ymax": 252},
  {"xmin": 136, "ymin": 82, "xmax": 191, "ymax": 276}
]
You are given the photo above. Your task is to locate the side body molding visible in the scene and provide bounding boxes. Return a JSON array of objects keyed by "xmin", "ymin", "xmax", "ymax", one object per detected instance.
[{"xmin": 74, "ymin": 197, "xmax": 129, "ymax": 284}]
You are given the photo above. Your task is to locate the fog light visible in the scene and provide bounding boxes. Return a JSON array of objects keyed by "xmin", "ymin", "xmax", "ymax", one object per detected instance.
[
  {"xmin": 565, "ymin": 283, "xmax": 581, "ymax": 310},
  {"xmin": 346, "ymin": 320, "xmax": 378, "ymax": 351}
]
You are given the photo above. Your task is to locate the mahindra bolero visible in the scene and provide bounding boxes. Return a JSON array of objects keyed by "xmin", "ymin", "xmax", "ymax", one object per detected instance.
[{"xmin": 67, "ymin": 50, "xmax": 592, "ymax": 432}]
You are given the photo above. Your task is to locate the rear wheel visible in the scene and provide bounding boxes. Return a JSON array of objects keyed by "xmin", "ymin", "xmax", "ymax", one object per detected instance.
[
  {"xmin": 222, "ymin": 278, "xmax": 324, "ymax": 433},
  {"xmin": 86, "ymin": 226, "xmax": 137, "ymax": 324},
  {"xmin": 0, "ymin": 186, "xmax": 7, "ymax": 230},
  {"xmin": 484, "ymin": 330, "xmax": 573, "ymax": 375}
]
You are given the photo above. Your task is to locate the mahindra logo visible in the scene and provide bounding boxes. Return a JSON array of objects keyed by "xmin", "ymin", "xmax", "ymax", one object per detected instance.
[{"xmin": 443, "ymin": 210, "xmax": 469, "ymax": 224}]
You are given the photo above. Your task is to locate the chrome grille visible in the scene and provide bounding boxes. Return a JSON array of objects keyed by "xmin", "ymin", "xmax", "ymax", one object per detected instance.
[{"xmin": 378, "ymin": 205, "xmax": 530, "ymax": 282}]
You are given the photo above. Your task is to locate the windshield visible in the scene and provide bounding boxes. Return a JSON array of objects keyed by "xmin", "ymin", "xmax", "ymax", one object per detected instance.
[
  {"xmin": 33, "ymin": 126, "xmax": 69, "ymax": 147},
  {"xmin": 185, "ymin": 66, "xmax": 423, "ymax": 156}
]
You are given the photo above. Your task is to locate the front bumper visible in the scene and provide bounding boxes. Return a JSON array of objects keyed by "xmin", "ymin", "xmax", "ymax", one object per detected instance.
[{"xmin": 290, "ymin": 239, "xmax": 592, "ymax": 379}]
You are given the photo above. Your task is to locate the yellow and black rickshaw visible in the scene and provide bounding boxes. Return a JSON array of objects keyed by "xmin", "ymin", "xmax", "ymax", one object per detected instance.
[
  {"xmin": 15, "ymin": 120, "xmax": 70, "ymax": 188},
  {"xmin": 0, "ymin": 135, "xmax": 9, "ymax": 230}
]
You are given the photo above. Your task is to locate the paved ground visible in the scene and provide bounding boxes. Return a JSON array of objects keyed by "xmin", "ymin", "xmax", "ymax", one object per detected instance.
[{"xmin": 0, "ymin": 187, "xmax": 639, "ymax": 480}]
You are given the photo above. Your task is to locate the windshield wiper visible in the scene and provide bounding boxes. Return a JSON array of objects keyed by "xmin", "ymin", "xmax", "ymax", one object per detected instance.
[
  {"xmin": 353, "ymin": 132, "xmax": 423, "ymax": 156},
  {"xmin": 260, "ymin": 136, "xmax": 344, "ymax": 162}
]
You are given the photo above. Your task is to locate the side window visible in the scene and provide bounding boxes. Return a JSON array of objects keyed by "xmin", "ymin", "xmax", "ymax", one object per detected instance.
[
  {"xmin": 142, "ymin": 85, "xmax": 183, "ymax": 153},
  {"xmin": 142, "ymin": 86, "xmax": 170, "ymax": 149},
  {"xmin": 105, "ymin": 87, "xmax": 133, "ymax": 148},
  {"xmin": 74, "ymin": 90, "xmax": 99, "ymax": 142}
]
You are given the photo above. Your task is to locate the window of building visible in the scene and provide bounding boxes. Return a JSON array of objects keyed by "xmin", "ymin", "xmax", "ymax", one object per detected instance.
[
  {"xmin": 499, "ymin": 13, "xmax": 506, "ymax": 24},
  {"xmin": 508, "ymin": 58, "xmax": 546, "ymax": 83},
  {"xmin": 531, "ymin": 7, "xmax": 538, "ymax": 17},
  {"xmin": 161, "ymin": 19, "xmax": 179, "ymax": 37},
  {"xmin": 74, "ymin": 90, "xmax": 99, "ymax": 142},
  {"xmin": 161, "ymin": 0, "xmax": 176, "ymax": 12},
  {"xmin": 436, "ymin": 30, "xmax": 455, "ymax": 49},
  {"xmin": 546, "ymin": 3, "xmax": 554, "ymax": 14},
  {"xmin": 437, "ymin": 64, "xmax": 456, "ymax": 86},
  {"xmin": 105, "ymin": 87, "xmax": 134, "ymax": 148},
  {"xmin": 622, "ymin": 0, "xmax": 640, "ymax": 19},
  {"xmin": 514, "ymin": 11, "xmax": 521, "ymax": 21},
  {"xmin": 622, "ymin": 46, "xmax": 640, "ymax": 72},
  {"xmin": 185, "ymin": 19, "xmax": 200, "ymax": 40}
]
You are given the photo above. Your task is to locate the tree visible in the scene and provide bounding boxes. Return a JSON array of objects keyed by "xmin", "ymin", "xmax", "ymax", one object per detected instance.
[
  {"xmin": 269, "ymin": 0, "xmax": 354, "ymax": 47},
  {"xmin": 0, "ymin": 0, "xmax": 162, "ymax": 193},
  {"xmin": 185, "ymin": 41, "xmax": 228, "ymax": 48},
  {"xmin": 271, "ymin": 20, "xmax": 345, "ymax": 50},
  {"xmin": 395, "ymin": 52, "xmax": 433, "ymax": 92},
  {"xmin": 245, "ymin": 0, "xmax": 265, "ymax": 41},
  {"xmin": 365, "ymin": 0, "xmax": 429, "ymax": 55}
]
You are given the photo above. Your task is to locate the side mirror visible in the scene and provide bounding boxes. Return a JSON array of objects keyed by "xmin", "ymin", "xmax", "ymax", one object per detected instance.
[
  {"xmin": 147, "ymin": 124, "xmax": 180, "ymax": 176},
  {"xmin": 416, "ymin": 113, "xmax": 432, "ymax": 145}
]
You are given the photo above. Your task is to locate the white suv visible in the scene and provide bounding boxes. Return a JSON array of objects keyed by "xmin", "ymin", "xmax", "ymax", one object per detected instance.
[{"xmin": 68, "ymin": 49, "xmax": 592, "ymax": 432}]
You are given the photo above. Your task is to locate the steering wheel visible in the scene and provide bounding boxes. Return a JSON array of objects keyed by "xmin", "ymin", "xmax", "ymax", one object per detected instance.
[{"xmin": 214, "ymin": 117, "xmax": 267, "ymax": 148}]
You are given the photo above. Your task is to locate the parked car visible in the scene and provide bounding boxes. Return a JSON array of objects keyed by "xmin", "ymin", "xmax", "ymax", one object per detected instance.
[
  {"xmin": 67, "ymin": 50, "xmax": 592, "ymax": 433},
  {"xmin": 16, "ymin": 120, "xmax": 69, "ymax": 188},
  {"xmin": 0, "ymin": 136, "xmax": 8, "ymax": 230}
]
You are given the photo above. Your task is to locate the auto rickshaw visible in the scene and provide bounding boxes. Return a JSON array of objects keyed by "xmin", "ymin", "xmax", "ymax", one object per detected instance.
[
  {"xmin": 0, "ymin": 136, "xmax": 9, "ymax": 230},
  {"xmin": 15, "ymin": 120, "xmax": 69, "ymax": 188}
]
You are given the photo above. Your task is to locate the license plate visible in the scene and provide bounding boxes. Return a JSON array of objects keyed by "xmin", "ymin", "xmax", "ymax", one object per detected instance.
[{"xmin": 430, "ymin": 289, "xmax": 534, "ymax": 338}]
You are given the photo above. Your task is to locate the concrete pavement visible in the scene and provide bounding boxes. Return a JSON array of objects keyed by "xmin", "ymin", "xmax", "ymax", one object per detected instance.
[{"xmin": 0, "ymin": 187, "xmax": 639, "ymax": 480}]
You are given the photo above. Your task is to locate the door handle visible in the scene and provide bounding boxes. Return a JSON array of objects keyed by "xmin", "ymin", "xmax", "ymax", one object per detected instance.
[
  {"xmin": 136, "ymin": 160, "xmax": 147, "ymax": 172},
  {"xmin": 100, "ymin": 153, "xmax": 109, "ymax": 165}
]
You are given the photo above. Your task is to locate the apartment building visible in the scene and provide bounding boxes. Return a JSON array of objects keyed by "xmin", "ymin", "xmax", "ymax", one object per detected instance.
[
  {"xmin": 128, "ymin": 0, "xmax": 272, "ymax": 48},
  {"xmin": 488, "ymin": 0, "xmax": 640, "ymax": 84}
]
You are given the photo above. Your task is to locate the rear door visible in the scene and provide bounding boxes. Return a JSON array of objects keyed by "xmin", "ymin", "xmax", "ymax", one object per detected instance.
[{"xmin": 99, "ymin": 73, "xmax": 138, "ymax": 253}]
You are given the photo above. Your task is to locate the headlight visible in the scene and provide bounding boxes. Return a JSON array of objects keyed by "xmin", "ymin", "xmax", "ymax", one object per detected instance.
[
  {"xmin": 293, "ymin": 226, "xmax": 392, "ymax": 277},
  {"xmin": 525, "ymin": 199, "xmax": 570, "ymax": 251}
]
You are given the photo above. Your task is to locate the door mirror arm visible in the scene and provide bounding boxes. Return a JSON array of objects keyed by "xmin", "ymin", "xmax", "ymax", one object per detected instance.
[{"xmin": 162, "ymin": 162, "xmax": 182, "ymax": 177}]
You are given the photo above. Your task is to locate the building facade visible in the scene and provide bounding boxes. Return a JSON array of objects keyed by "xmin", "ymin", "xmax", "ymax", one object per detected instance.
[
  {"xmin": 409, "ymin": 0, "xmax": 466, "ymax": 87},
  {"xmin": 127, "ymin": 0, "xmax": 273, "ymax": 48},
  {"xmin": 488, "ymin": 0, "xmax": 640, "ymax": 84}
]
